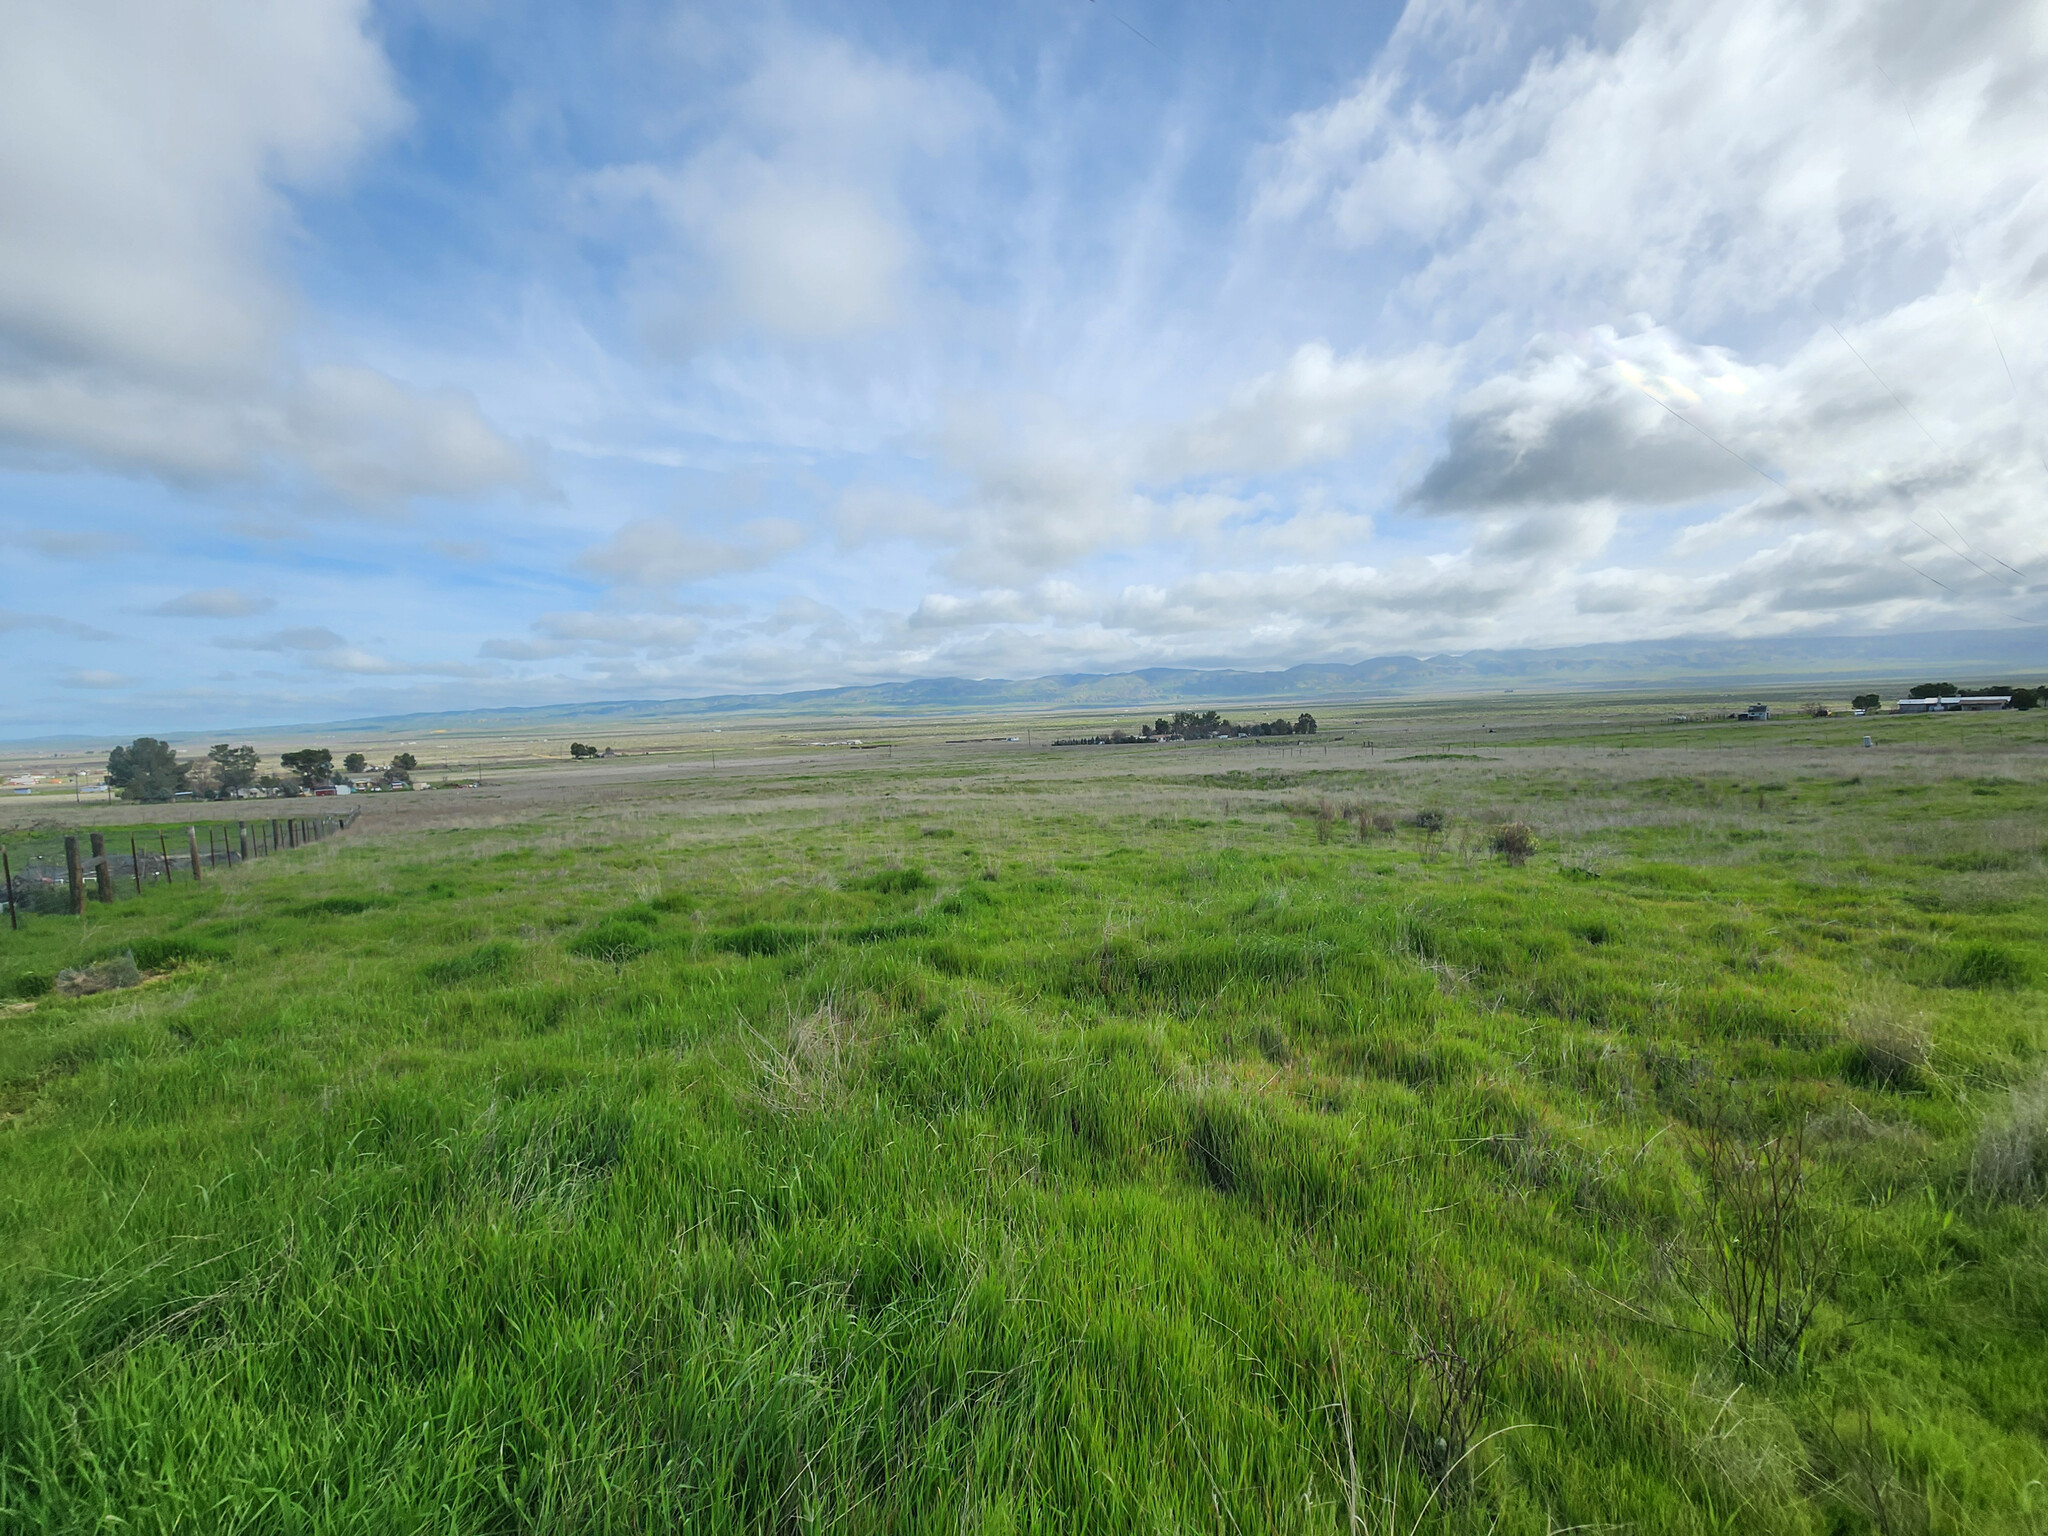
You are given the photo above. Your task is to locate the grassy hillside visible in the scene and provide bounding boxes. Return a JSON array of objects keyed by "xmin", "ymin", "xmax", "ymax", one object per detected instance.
[{"xmin": 2, "ymin": 705, "xmax": 2045, "ymax": 1532}]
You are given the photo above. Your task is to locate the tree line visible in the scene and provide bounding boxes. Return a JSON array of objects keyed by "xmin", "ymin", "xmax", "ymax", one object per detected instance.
[
  {"xmin": 1056, "ymin": 710, "xmax": 1320, "ymax": 746},
  {"xmin": 1145, "ymin": 710, "xmax": 1318, "ymax": 739},
  {"xmin": 103, "ymin": 739, "xmax": 421, "ymax": 804}
]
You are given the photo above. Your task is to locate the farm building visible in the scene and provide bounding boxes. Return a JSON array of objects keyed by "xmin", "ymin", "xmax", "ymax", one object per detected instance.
[{"xmin": 1895, "ymin": 695, "xmax": 2009, "ymax": 714}]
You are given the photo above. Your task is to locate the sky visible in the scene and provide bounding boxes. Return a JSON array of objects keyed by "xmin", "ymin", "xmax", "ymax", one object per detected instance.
[{"xmin": 2, "ymin": 0, "xmax": 2045, "ymax": 736}]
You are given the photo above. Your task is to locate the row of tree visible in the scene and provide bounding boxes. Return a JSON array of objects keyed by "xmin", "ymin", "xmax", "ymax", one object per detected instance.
[
  {"xmin": 1145, "ymin": 710, "xmax": 1319, "ymax": 739},
  {"xmin": 103, "ymin": 739, "xmax": 420, "ymax": 803}
]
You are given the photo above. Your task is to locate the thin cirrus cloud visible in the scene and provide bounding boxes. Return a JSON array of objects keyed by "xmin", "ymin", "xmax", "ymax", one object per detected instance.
[{"xmin": 2, "ymin": 0, "xmax": 2045, "ymax": 736}]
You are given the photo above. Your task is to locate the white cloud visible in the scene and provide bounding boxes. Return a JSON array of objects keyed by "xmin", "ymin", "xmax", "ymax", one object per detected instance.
[
  {"xmin": 1, "ymin": 609, "xmax": 118, "ymax": 642},
  {"xmin": 589, "ymin": 33, "xmax": 986, "ymax": 347},
  {"xmin": 149, "ymin": 588, "xmax": 277, "ymax": 619},
  {"xmin": 1156, "ymin": 342, "xmax": 1459, "ymax": 476},
  {"xmin": 482, "ymin": 611, "xmax": 706, "ymax": 661},
  {"xmin": 59, "ymin": 669, "xmax": 131, "ymax": 690},
  {"xmin": 215, "ymin": 627, "xmax": 346, "ymax": 653},
  {"xmin": 0, "ymin": 0, "xmax": 403, "ymax": 383},
  {"xmin": 0, "ymin": 1, "xmax": 534, "ymax": 506},
  {"xmin": 1260, "ymin": 0, "xmax": 2048, "ymax": 330},
  {"xmin": 576, "ymin": 516, "xmax": 805, "ymax": 589},
  {"xmin": 288, "ymin": 366, "xmax": 539, "ymax": 506}
]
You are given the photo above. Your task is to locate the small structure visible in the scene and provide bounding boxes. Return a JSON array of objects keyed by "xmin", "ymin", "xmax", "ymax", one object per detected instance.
[{"xmin": 1728, "ymin": 702, "xmax": 1770, "ymax": 721}]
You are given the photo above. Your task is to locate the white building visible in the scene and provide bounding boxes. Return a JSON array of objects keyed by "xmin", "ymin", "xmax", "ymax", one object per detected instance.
[{"xmin": 1895, "ymin": 696, "xmax": 2009, "ymax": 714}]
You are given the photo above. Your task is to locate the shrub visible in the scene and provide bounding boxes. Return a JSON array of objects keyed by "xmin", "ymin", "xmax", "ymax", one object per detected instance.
[
  {"xmin": 1488, "ymin": 822, "xmax": 1536, "ymax": 865},
  {"xmin": 568, "ymin": 921, "xmax": 656, "ymax": 964},
  {"xmin": 1372, "ymin": 812, "xmax": 1397, "ymax": 834},
  {"xmin": 1411, "ymin": 810, "xmax": 1447, "ymax": 833},
  {"xmin": 1971, "ymin": 1074, "xmax": 2048, "ymax": 1202},
  {"xmin": 424, "ymin": 940, "xmax": 520, "ymax": 986},
  {"xmin": 9, "ymin": 970, "xmax": 53, "ymax": 1000},
  {"xmin": 1683, "ymin": 1117, "xmax": 1832, "ymax": 1374},
  {"xmin": 1314, "ymin": 798, "xmax": 1337, "ymax": 843},
  {"xmin": 1379, "ymin": 1276, "xmax": 1520, "ymax": 1506},
  {"xmin": 1943, "ymin": 942, "xmax": 2027, "ymax": 990},
  {"xmin": 848, "ymin": 867, "xmax": 932, "ymax": 896},
  {"xmin": 1843, "ymin": 1010, "xmax": 1929, "ymax": 1089},
  {"xmin": 296, "ymin": 895, "xmax": 382, "ymax": 917},
  {"xmin": 712, "ymin": 924, "xmax": 809, "ymax": 957}
]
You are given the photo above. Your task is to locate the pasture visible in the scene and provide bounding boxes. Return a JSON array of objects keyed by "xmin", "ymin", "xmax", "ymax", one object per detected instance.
[{"xmin": 1, "ymin": 693, "xmax": 2044, "ymax": 1533}]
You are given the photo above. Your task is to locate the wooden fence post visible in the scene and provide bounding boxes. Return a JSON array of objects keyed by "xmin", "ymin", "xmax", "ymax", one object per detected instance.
[
  {"xmin": 159, "ymin": 832, "xmax": 171, "ymax": 882},
  {"xmin": 65, "ymin": 836, "xmax": 85, "ymax": 915},
  {"xmin": 186, "ymin": 826, "xmax": 202, "ymax": 883},
  {"xmin": 3, "ymin": 847, "xmax": 16, "ymax": 930},
  {"xmin": 90, "ymin": 833, "xmax": 114, "ymax": 903},
  {"xmin": 238, "ymin": 822, "xmax": 250, "ymax": 862},
  {"xmin": 207, "ymin": 828, "xmax": 218, "ymax": 869},
  {"xmin": 130, "ymin": 837, "xmax": 142, "ymax": 893}
]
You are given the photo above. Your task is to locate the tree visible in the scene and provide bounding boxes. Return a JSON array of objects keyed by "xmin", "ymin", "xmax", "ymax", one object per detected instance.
[
  {"xmin": 280, "ymin": 748, "xmax": 334, "ymax": 786},
  {"xmin": 343, "ymin": 752, "xmax": 367, "ymax": 774},
  {"xmin": 2011, "ymin": 687, "xmax": 2038, "ymax": 711},
  {"xmin": 1296, "ymin": 713, "xmax": 1318, "ymax": 735},
  {"xmin": 570, "ymin": 742, "xmax": 599, "ymax": 759},
  {"xmin": 1908, "ymin": 682, "xmax": 1957, "ymax": 698},
  {"xmin": 208, "ymin": 743, "xmax": 259, "ymax": 794},
  {"xmin": 106, "ymin": 738, "xmax": 184, "ymax": 803},
  {"xmin": 1851, "ymin": 693, "xmax": 1881, "ymax": 711},
  {"xmin": 390, "ymin": 752, "xmax": 418, "ymax": 772}
]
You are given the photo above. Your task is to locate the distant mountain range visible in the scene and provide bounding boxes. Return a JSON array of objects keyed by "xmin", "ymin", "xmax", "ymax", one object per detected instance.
[
  {"xmin": 300, "ymin": 628, "xmax": 2048, "ymax": 736},
  {"xmin": 11, "ymin": 629, "xmax": 2045, "ymax": 748}
]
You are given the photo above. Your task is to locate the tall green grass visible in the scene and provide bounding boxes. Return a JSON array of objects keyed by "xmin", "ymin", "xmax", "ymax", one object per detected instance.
[{"xmin": 0, "ymin": 754, "xmax": 2044, "ymax": 1532}]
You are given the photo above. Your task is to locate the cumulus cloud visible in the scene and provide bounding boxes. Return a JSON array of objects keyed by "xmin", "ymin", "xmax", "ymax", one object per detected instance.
[
  {"xmin": 148, "ymin": 588, "xmax": 277, "ymax": 619},
  {"xmin": 0, "ymin": 0, "xmax": 535, "ymax": 505},
  {"xmin": 1408, "ymin": 330, "xmax": 1755, "ymax": 512}
]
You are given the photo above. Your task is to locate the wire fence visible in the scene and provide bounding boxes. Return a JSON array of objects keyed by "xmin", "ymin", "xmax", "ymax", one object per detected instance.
[{"xmin": 2, "ymin": 811, "xmax": 358, "ymax": 927}]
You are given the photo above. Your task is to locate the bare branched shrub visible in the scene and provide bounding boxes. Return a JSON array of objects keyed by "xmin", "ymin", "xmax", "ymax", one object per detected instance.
[
  {"xmin": 1683, "ymin": 1117, "xmax": 1832, "ymax": 1374},
  {"xmin": 1488, "ymin": 821, "xmax": 1536, "ymax": 866},
  {"xmin": 1409, "ymin": 809, "xmax": 1448, "ymax": 862},
  {"xmin": 1315, "ymin": 797, "xmax": 1337, "ymax": 844},
  {"xmin": 1808, "ymin": 1398, "xmax": 1931, "ymax": 1536},
  {"xmin": 1970, "ymin": 1072, "xmax": 2048, "ymax": 1203},
  {"xmin": 1391, "ymin": 1279, "xmax": 1520, "ymax": 1504},
  {"xmin": 1371, "ymin": 811, "xmax": 1397, "ymax": 835}
]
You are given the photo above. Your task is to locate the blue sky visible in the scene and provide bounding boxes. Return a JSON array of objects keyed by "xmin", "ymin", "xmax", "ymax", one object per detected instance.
[{"xmin": 3, "ymin": 0, "xmax": 2045, "ymax": 735}]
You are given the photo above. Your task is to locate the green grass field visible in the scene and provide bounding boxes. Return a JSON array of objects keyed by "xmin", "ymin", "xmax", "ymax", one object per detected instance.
[{"xmin": 2, "ymin": 697, "xmax": 2045, "ymax": 1533}]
